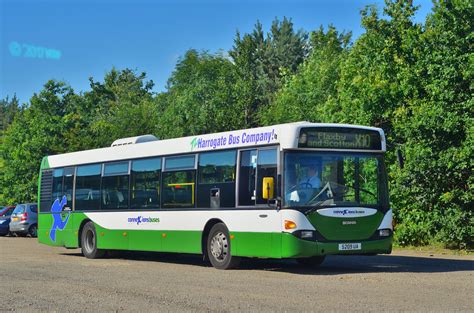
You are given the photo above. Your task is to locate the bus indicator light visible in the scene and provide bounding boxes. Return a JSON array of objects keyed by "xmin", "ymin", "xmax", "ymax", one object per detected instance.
[{"xmin": 284, "ymin": 220, "xmax": 297, "ymax": 230}]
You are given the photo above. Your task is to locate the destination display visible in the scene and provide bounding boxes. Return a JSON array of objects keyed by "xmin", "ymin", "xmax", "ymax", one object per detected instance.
[{"xmin": 298, "ymin": 127, "xmax": 382, "ymax": 150}]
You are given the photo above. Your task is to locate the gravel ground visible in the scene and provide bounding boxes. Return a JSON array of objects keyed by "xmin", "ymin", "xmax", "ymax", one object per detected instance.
[{"xmin": 1, "ymin": 236, "xmax": 473, "ymax": 312}]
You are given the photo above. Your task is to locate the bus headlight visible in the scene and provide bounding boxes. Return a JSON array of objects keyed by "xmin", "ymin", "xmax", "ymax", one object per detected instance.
[{"xmin": 379, "ymin": 229, "xmax": 391, "ymax": 237}]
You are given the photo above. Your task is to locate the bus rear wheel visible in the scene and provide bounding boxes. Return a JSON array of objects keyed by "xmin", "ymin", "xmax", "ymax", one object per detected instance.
[
  {"xmin": 81, "ymin": 222, "xmax": 105, "ymax": 259},
  {"xmin": 207, "ymin": 223, "xmax": 240, "ymax": 270},
  {"xmin": 296, "ymin": 256, "xmax": 326, "ymax": 268}
]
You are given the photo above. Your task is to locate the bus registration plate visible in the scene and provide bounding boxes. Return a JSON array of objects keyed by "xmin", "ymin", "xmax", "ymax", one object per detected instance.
[{"xmin": 338, "ymin": 243, "xmax": 361, "ymax": 251}]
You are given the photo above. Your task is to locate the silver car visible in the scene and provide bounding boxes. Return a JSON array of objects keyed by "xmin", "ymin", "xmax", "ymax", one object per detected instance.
[{"xmin": 9, "ymin": 203, "xmax": 38, "ymax": 237}]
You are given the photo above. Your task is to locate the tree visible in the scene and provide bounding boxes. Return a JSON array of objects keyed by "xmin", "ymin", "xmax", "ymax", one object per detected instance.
[
  {"xmin": 86, "ymin": 68, "xmax": 157, "ymax": 147},
  {"xmin": 391, "ymin": 0, "xmax": 473, "ymax": 248},
  {"xmin": 230, "ymin": 17, "xmax": 307, "ymax": 126},
  {"xmin": 0, "ymin": 95, "xmax": 21, "ymax": 133},
  {"xmin": 158, "ymin": 50, "xmax": 242, "ymax": 138},
  {"xmin": 0, "ymin": 96, "xmax": 22, "ymax": 203},
  {"xmin": 0, "ymin": 81, "xmax": 81, "ymax": 203},
  {"xmin": 262, "ymin": 25, "xmax": 351, "ymax": 124}
]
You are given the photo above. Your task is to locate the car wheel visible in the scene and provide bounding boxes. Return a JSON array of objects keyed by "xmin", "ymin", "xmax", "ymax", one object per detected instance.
[
  {"xmin": 28, "ymin": 225, "xmax": 38, "ymax": 238},
  {"xmin": 81, "ymin": 222, "xmax": 105, "ymax": 259},
  {"xmin": 207, "ymin": 223, "xmax": 240, "ymax": 270},
  {"xmin": 296, "ymin": 256, "xmax": 326, "ymax": 267}
]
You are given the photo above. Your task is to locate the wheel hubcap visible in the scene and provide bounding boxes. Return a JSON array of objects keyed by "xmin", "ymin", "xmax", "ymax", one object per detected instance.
[{"xmin": 210, "ymin": 232, "xmax": 228, "ymax": 261}]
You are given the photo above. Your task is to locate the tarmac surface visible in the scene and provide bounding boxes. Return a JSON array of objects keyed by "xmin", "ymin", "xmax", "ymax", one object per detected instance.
[{"xmin": 1, "ymin": 236, "xmax": 473, "ymax": 312}]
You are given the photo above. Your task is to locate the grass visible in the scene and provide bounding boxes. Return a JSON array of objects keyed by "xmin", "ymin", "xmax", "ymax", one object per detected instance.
[{"xmin": 393, "ymin": 243, "xmax": 473, "ymax": 256}]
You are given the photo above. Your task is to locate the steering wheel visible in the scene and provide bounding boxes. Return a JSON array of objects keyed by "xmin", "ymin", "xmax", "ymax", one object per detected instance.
[{"xmin": 288, "ymin": 182, "xmax": 313, "ymax": 192}]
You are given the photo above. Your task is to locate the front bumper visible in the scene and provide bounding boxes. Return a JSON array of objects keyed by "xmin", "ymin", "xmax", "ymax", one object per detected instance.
[{"xmin": 281, "ymin": 232, "xmax": 392, "ymax": 258}]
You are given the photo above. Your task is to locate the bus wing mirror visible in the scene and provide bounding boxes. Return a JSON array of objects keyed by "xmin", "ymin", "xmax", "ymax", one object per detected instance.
[{"xmin": 262, "ymin": 177, "xmax": 274, "ymax": 200}]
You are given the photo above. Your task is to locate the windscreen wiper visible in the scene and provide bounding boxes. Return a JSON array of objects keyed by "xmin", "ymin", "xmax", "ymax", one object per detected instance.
[{"xmin": 304, "ymin": 182, "xmax": 336, "ymax": 214}]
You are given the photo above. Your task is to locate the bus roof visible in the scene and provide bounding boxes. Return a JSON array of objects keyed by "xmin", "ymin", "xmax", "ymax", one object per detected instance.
[{"xmin": 45, "ymin": 122, "xmax": 386, "ymax": 169}]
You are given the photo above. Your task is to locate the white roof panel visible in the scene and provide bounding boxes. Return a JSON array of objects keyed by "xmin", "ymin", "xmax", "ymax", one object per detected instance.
[{"xmin": 46, "ymin": 122, "xmax": 385, "ymax": 168}]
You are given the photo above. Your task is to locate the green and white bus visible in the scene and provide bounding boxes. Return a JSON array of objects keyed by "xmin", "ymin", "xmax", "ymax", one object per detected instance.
[{"xmin": 38, "ymin": 122, "xmax": 392, "ymax": 269}]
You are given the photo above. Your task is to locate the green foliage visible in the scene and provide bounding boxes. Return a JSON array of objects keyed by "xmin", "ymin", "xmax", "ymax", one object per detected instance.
[
  {"xmin": 261, "ymin": 25, "xmax": 351, "ymax": 125},
  {"xmin": 230, "ymin": 18, "xmax": 307, "ymax": 126},
  {"xmin": 265, "ymin": 0, "xmax": 472, "ymax": 249},
  {"xmin": 0, "ymin": 95, "xmax": 22, "ymax": 203},
  {"xmin": 0, "ymin": 95, "xmax": 22, "ymax": 134},
  {"xmin": 390, "ymin": 0, "xmax": 473, "ymax": 249},
  {"xmin": 0, "ymin": 1, "xmax": 471, "ymax": 248},
  {"xmin": 86, "ymin": 68, "xmax": 157, "ymax": 147},
  {"xmin": 0, "ymin": 82, "xmax": 80, "ymax": 203},
  {"xmin": 158, "ymin": 50, "xmax": 242, "ymax": 138},
  {"xmin": 394, "ymin": 208, "xmax": 433, "ymax": 246}
]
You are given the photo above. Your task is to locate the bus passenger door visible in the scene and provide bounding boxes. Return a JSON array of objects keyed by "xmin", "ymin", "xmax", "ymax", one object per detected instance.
[{"xmin": 237, "ymin": 148, "xmax": 279, "ymax": 258}]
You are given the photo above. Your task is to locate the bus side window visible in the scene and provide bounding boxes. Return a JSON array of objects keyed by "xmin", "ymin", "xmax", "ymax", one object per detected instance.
[
  {"xmin": 238, "ymin": 150, "xmax": 257, "ymax": 206},
  {"xmin": 102, "ymin": 162, "xmax": 130, "ymax": 210},
  {"xmin": 75, "ymin": 164, "xmax": 101, "ymax": 211},
  {"xmin": 162, "ymin": 155, "xmax": 196, "ymax": 208},
  {"xmin": 238, "ymin": 148, "xmax": 278, "ymax": 206},
  {"xmin": 51, "ymin": 168, "xmax": 64, "ymax": 207},
  {"xmin": 63, "ymin": 167, "xmax": 75, "ymax": 207},
  {"xmin": 197, "ymin": 150, "xmax": 236, "ymax": 208},
  {"xmin": 131, "ymin": 157, "xmax": 161, "ymax": 209},
  {"xmin": 50, "ymin": 167, "xmax": 75, "ymax": 209}
]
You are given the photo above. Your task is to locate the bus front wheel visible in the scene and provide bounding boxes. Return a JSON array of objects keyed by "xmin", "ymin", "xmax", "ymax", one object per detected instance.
[
  {"xmin": 207, "ymin": 223, "xmax": 240, "ymax": 270},
  {"xmin": 81, "ymin": 222, "xmax": 105, "ymax": 259}
]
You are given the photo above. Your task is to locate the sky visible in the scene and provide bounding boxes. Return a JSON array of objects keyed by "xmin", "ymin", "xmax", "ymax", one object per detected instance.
[{"xmin": 0, "ymin": 0, "xmax": 433, "ymax": 104}]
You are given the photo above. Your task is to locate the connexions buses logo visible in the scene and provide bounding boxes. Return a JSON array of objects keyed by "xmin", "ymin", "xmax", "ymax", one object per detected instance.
[
  {"xmin": 333, "ymin": 209, "xmax": 366, "ymax": 216},
  {"xmin": 127, "ymin": 216, "xmax": 160, "ymax": 225}
]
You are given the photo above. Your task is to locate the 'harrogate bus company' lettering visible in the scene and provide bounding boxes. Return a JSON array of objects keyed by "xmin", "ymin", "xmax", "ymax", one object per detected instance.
[{"xmin": 191, "ymin": 129, "xmax": 276, "ymax": 150}]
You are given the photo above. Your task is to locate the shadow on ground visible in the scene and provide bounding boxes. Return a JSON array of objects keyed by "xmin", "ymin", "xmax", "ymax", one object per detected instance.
[{"xmin": 61, "ymin": 250, "xmax": 474, "ymax": 275}]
